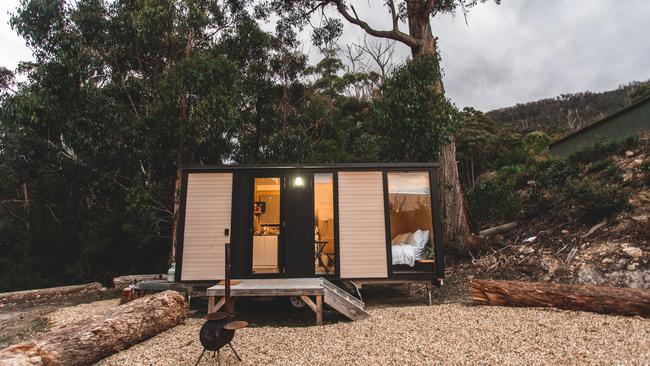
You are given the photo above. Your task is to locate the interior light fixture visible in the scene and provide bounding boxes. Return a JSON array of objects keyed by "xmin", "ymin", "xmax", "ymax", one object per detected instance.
[{"xmin": 294, "ymin": 176, "xmax": 304, "ymax": 187}]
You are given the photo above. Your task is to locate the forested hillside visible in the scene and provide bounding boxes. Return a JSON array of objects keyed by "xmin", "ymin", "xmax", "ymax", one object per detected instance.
[
  {"xmin": 0, "ymin": 1, "xmax": 457, "ymax": 292},
  {"xmin": 487, "ymin": 81, "xmax": 650, "ymax": 136}
]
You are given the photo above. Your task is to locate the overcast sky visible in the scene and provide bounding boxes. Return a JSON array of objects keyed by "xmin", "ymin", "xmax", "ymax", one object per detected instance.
[{"xmin": 1, "ymin": 0, "xmax": 649, "ymax": 111}]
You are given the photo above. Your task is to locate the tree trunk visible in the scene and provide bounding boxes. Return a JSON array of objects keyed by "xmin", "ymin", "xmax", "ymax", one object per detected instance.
[
  {"xmin": 0, "ymin": 283, "xmax": 105, "ymax": 308},
  {"xmin": 112, "ymin": 274, "xmax": 166, "ymax": 290},
  {"xmin": 471, "ymin": 279, "xmax": 650, "ymax": 317},
  {"xmin": 0, "ymin": 291, "xmax": 187, "ymax": 366},
  {"xmin": 406, "ymin": 0, "xmax": 473, "ymax": 251},
  {"xmin": 169, "ymin": 30, "xmax": 195, "ymax": 265}
]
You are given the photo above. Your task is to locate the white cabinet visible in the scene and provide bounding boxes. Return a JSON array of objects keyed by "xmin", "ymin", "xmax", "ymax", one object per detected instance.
[{"xmin": 253, "ymin": 235, "xmax": 278, "ymax": 270}]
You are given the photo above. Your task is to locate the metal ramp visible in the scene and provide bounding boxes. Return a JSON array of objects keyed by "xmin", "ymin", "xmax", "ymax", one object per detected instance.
[{"xmin": 322, "ymin": 279, "xmax": 370, "ymax": 321}]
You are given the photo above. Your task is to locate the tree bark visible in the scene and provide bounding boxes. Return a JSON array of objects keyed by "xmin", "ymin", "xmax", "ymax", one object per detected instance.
[
  {"xmin": 0, "ymin": 283, "xmax": 105, "ymax": 308},
  {"xmin": 471, "ymin": 279, "xmax": 650, "ymax": 317},
  {"xmin": 0, "ymin": 291, "xmax": 187, "ymax": 366},
  {"xmin": 404, "ymin": 1, "xmax": 473, "ymax": 250},
  {"xmin": 112, "ymin": 274, "xmax": 166, "ymax": 290},
  {"xmin": 169, "ymin": 30, "xmax": 195, "ymax": 265},
  {"xmin": 478, "ymin": 221, "xmax": 518, "ymax": 237}
]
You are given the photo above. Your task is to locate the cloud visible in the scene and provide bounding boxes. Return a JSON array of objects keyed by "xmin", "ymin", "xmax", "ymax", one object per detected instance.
[{"xmin": 1, "ymin": 0, "xmax": 649, "ymax": 111}]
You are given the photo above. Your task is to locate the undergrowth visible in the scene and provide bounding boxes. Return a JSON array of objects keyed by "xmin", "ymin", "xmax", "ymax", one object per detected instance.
[{"xmin": 469, "ymin": 135, "xmax": 639, "ymax": 227}]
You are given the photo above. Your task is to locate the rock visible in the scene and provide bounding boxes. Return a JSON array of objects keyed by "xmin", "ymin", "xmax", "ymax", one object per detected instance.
[
  {"xmin": 604, "ymin": 269, "xmax": 650, "ymax": 288},
  {"xmin": 625, "ymin": 150, "xmax": 635, "ymax": 157},
  {"xmin": 627, "ymin": 264, "xmax": 638, "ymax": 271},
  {"xmin": 622, "ymin": 246, "xmax": 643, "ymax": 258},
  {"xmin": 518, "ymin": 246, "xmax": 535, "ymax": 254},
  {"xmin": 561, "ymin": 229, "xmax": 569, "ymax": 234},
  {"xmin": 601, "ymin": 257, "xmax": 614, "ymax": 264},
  {"xmin": 623, "ymin": 172, "xmax": 634, "ymax": 182},
  {"xmin": 540, "ymin": 257, "xmax": 561, "ymax": 274},
  {"xmin": 577, "ymin": 264, "xmax": 605, "ymax": 285}
]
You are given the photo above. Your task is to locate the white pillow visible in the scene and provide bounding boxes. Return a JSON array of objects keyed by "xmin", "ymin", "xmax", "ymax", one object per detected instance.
[
  {"xmin": 391, "ymin": 232, "xmax": 411, "ymax": 245},
  {"xmin": 413, "ymin": 229, "xmax": 429, "ymax": 248}
]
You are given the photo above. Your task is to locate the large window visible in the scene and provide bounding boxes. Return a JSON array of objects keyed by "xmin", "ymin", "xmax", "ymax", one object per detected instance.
[
  {"xmin": 387, "ymin": 172, "xmax": 434, "ymax": 269},
  {"xmin": 314, "ymin": 173, "xmax": 336, "ymax": 274}
]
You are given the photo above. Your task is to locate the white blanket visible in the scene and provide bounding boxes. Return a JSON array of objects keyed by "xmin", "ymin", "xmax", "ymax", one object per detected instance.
[{"xmin": 391, "ymin": 244, "xmax": 419, "ymax": 267}]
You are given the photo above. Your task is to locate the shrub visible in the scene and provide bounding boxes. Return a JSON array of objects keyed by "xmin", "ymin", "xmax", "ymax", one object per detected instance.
[
  {"xmin": 468, "ymin": 176, "xmax": 521, "ymax": 225},
  {"xmin": 568, "ymin": 135, "xmax": 638, "ymax": 164},
  {"xmin": 567, "ymin": 178, "xmax": 630, "ymax": 222}
]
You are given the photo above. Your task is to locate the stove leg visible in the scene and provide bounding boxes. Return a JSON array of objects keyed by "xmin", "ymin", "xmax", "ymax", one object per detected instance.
[
  {"xmin": 228, "ymin": 342, "xmax": 243, "ymax": 362},
  {"xmin": 194, "ymin": 348, "xmax": 206, "ymax": 366}
]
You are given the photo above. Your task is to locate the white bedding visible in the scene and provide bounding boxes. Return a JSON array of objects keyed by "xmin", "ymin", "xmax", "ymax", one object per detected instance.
[
  {"xmin": 391, "ymin": 244, "xmax": 420, "ymax": 266},
  {"xmin": 391, "ymin": 229, "xmax": 429, "ymax": 267}
]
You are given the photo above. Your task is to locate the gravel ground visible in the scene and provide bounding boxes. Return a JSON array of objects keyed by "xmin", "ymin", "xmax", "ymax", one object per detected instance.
[{"xmin": 48, "ymin": 296, "xmax": 650, "ymax": 366}]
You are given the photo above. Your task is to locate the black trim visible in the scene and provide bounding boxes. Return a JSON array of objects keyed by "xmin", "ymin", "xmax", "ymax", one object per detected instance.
[
  {"xmin": 381, "ymin": 170, "xmax": 393, "ymax": 278},
  {"xmin": 180, "ymin": 162, "xmax": 440, "ymax": 172},
  {"xmin": 430, "ymin": 169, "xmax": 445, "ymax": 279},
  {"xmin": 176, "ymin": 163, "xmax": 446, "ymax": 283},
  {"xmin": 231, "ymin": 172, "xmax": 250, "ymax": 277},
  {"xmin": 174, "ymin": 170, "xmax": 189, "ymax": 282}
]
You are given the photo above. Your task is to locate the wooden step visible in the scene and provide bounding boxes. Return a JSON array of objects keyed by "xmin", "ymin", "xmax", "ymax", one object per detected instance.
[{"xmin": 322, "ymin": 279, "xmax": 369, "ymax": 321}]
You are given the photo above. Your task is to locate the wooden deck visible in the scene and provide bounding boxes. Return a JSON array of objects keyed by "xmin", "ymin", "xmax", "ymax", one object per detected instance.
[
  {"xmin": 206, "ymin": 278, "xmax": 369, "ymax": 325},
  {"xmin": 207, "ymin": 278, "xmax": 324, "ymax": 297}
]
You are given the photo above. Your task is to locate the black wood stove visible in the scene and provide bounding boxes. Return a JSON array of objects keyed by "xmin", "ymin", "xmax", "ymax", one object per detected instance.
[{"xmin": 195, "ymin": 243, "xmax": 247, "ymax": 366}]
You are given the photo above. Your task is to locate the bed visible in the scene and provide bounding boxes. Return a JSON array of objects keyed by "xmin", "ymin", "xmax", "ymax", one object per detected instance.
[{"xmin": 391, "ymin": 229, "xmax": 429, "ymax": 267}]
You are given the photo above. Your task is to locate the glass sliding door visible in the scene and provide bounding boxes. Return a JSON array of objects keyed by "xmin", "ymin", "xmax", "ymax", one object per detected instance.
[
  {"xmin": 387, "ymin": 172, "xmax": 434, "ymax": 271},
  {"xmin": 252, "ymin": 177, "xmax": 281, "ymax": 274},
  {"xmin": 314, "ymin": 173, "xmax": 336, "ymax": 275}
]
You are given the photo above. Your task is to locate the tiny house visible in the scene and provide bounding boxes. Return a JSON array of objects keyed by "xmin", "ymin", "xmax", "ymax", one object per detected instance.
[{"xmin": 174, "ymin": 163, "xmax": 444, "ymax": 284}]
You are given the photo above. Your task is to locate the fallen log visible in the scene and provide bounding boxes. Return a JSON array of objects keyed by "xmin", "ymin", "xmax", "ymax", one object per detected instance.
[
  {"xmin": 471, "ymin": 279, "xmax": 650, "ymax": 317},
  {"xmin": 0, "ymin": 290, "xmax": 187, "ymax": 366},
  {"xmin": 112, "ymin": 274, "xmax": 166, "ymax": 290},
  {"xmin": 0, "ymin": 283, "xmax": 104, "ymax": 307},
  {"xmin": 478, "ymin": 221, "xmax": 518, "ymax": 237}
]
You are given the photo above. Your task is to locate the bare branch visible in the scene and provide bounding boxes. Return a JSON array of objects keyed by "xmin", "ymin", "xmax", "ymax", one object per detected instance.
[
  {"xmin": 328, "ymin": 0, "xmax": 419, "ymax": 47},
  {"xmin": 356, "ymin": 35, "xmax": 397, "ymax": 82}
]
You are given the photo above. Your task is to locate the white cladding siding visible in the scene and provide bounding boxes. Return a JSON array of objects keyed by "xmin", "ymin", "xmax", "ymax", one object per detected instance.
[
  {"xmin": 338, "ymin": 171, "xmax": 388, "ymax": 278},
  {"xmin": 181, "ymin": 173, "xmax": 233, "ymax": 281}
]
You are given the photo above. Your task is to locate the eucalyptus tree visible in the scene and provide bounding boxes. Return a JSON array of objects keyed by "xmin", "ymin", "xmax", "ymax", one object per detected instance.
[
  {"xmin": 255, "ymin": 0, "xmax": 500, "ymax": 247},
  {"xmin": 1, "ymin": 0, "xmax": 243, "ymax": 289}
]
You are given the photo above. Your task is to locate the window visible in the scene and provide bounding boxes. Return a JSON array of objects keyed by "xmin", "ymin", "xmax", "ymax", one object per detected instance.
[
  {"xmin": 252, "ymin": 177, "xmax": 281, "ymax": 274},
  {"xmin": 387, "ymin": 172, "xmax": 434, "ymax": 269},
  {"xmin": 314, "ymin": 173, "xmax": 336, "ymax": 274}
]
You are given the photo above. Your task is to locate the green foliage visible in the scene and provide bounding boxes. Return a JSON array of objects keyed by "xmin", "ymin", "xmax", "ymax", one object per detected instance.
[
  {"xmin": 568, "ymin": 135, "xmax": 638, "ymax": 164},
  {"xmin": 468, "ymin": 176, "xmax": 521, "ymax": 223},
  {"xmin": 631, "ymin": 81, "xmax": 650, "ymax": 103},
  {"xmin": 468, "ymin": 137, "xmax": 637, "ymax": 228},
  {"xmin": 373, "ymin": 55, "xmax": 456, "ymax": 161},
  {"xmin": 566, "ymin": 178, "xmax": 630, "ymax": 223}
]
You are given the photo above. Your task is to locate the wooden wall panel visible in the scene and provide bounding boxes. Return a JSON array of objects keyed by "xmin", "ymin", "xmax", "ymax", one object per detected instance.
[
  {"xmin": 338, "ymin": 171, "xmax": 388, "ymax": 278},
  {"xmin": 181, "ymin": 173, "xmax": 232, "ymax": 281}
]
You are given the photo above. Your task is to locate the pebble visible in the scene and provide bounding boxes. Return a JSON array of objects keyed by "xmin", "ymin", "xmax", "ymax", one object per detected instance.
[{"xmin": 622, "ymin": 246, "xmax": 643, "ymax": 258}]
